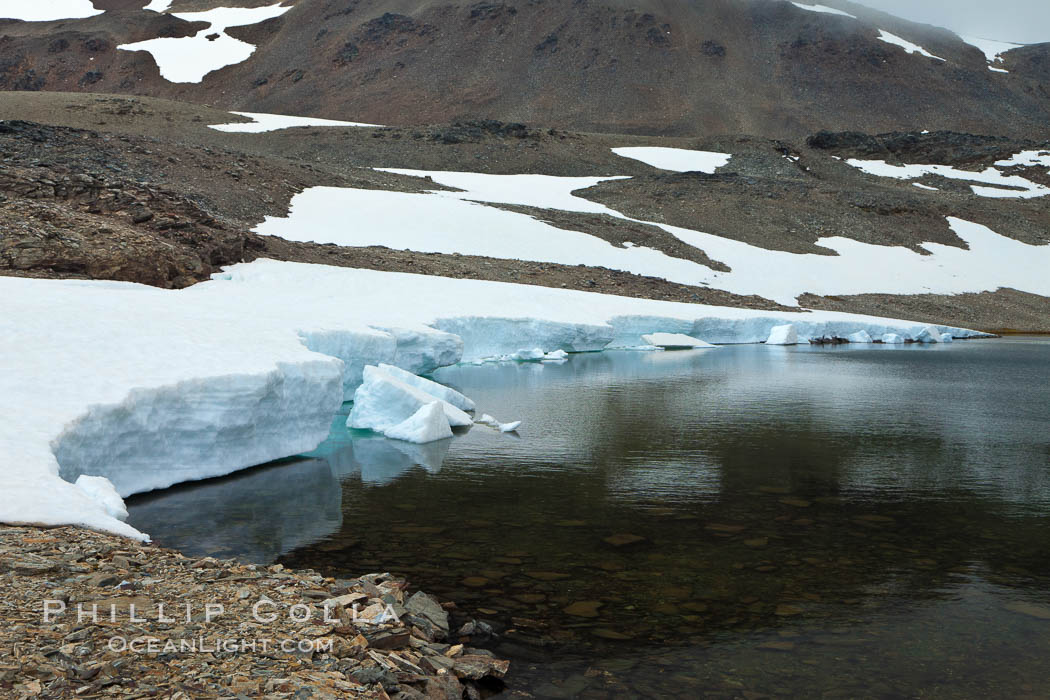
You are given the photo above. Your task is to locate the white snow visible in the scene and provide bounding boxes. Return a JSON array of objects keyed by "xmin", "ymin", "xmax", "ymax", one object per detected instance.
[
  {"xmin": 208, "ymin": 111, "xmax": 380, "ymax": 133},
  {"xmin": 376, "ymin": 363, "xmax": 475, "ymax": 412},
  {"xmin": 845, "ymin": 159, "xmax": 1050, "ymax": 199},
  {"xmin": 790, "ymin": 3, "xmax": 856, "ymax": 19},
  {"xmin": 877, "ymin": 30, "xmax": 945, "ymax": 61},
  {"xmin": 959, "ymin": 35, "xmax": 1023, "ymax": 64},
  {"xmin": 118, "ymin": 4, "xmax": 292, "ymax": 83},
  {"xmin": 259, "ymin": 170, "xmax": 1050, "ymax": 306},
  {"xmin": 766, "ymin": 324, "xmax": 800, "ymax": 345},
  {"xmin": 912, "ymin": 183, "xmax": 938, "ymax": 191},
  {"xmin": 347, "ymin": 365, "xmax": 473, "ymax": 434},
  {"xmin": 848, "ymin": 330, "xmax": 873, "ymax": 343},
  {"xmin": 0, "ymin": 0, "xmax": 103, "ymax": 21},
  {"xmin": 641, "ymin": 332, "xmax": 717, "ymax": 349},
  {"xmin": 611, "ymin": 147, "xmax": 732, "ymax": 173},
  {"xmin": 995, "ymin": 151, "xmax": 1050, "ymax": 170},
  {"xmin": 988, "ymin": 66, "xmax": 1010, "ymax": 74},
  {"xmin": 881, "ymin": 333, "xmax": 905, "ymax": 344},
  {"xmin": 0, "ymin": 261, "xmax": 992, "ymax": 540},
  {"xmin": 143, "ymin": 0, "xmax": 173, "ymax": 12},
  {"xmin": 75, "ymin": 476, "xmax": 128, "ymax": 521},
  {"xmin": 383, "ymin": 402, "xmax": 454, "ymax": 444}
]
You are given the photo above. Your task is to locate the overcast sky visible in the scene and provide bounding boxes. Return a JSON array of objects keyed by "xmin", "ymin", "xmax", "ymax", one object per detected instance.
[{"xmin": 851, "ymin": 0, "xmax": 1050, "ymax": 44}]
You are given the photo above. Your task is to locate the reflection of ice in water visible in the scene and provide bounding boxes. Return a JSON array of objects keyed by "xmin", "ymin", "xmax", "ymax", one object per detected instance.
[
  {"xmin": 127, "ymin": 414, "xmax": 452, "ymax": 560},
  {"xmin": 348, "ymin": 437, "xmax": 451, "ymax": 485},
  {"xmin": 126, "ymin": 458, "xmax": 343, "ymax": 563}
]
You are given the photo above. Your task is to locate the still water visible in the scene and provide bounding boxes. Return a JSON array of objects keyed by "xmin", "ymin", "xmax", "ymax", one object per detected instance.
[{"xmin": 128, "ymin": 337, "xmax": 1050, "ymax": 698}]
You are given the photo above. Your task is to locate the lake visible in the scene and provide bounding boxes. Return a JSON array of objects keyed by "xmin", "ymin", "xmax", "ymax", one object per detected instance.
[{"xmin": 127, "ymin": 337, "xmax": 1050, "ymax": 698}]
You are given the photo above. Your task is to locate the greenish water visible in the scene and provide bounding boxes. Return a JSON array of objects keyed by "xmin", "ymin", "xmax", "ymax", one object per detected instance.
[{"xmin": 128, "ymin": 337, "xmax": 1050, "ymax": 698}]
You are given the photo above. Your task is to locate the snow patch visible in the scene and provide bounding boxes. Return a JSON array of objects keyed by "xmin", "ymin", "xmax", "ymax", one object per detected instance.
[
  {"xmin": 209, "ymin": 111, "xmax": 380, "ymax": 133},
  {"xmin": 877, "ymin": 30, "xmax": 945, "ymax": 61},
  {"xmin": 790, "ymin": 3, "xmax": 856, "ymax": 19},
  {"xmin": 118, "ymin": 4, "xmax": 292, "ymax": 83},
  {"xmin": 74, "ymin": 476, "xmax": 128, "ymax": 521},
  {"xmin": 611, "ymin": 147, "xmax": 732, "ymax": 173},
  {"xmin": 845, "ymin": 159, "xmax": 1050, "ymax": 199},
  {"xmin": 143, "ymin": 0, "xmax": 173, "ymax": 12},
  {"xmin": 0, "ymin": 0, "xmax": 103, "ymax": 21},
  {"xmin": 995, "ymin": 151, "xmax": 1050, "ymax": 170},
  {"xmin": 959, "ymin": 35, "xmax": 1023, "ymax": 64}
]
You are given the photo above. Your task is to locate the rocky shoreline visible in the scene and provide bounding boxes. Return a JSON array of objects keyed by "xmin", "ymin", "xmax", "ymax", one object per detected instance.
[{"xmin": 0, "ymin": 526, "xmax": 509, "ymax": 699}]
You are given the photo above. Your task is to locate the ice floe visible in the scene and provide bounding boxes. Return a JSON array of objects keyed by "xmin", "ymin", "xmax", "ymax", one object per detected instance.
[
  {"xmin": 208, "ymin": 111, "xmax": 380, "ymax": 133},
  {"xmin": 118, "ymin": 4, "xmax": 292, "ymax": 83},
  {"xmin": 611, "ymin": 147, "xmax": 732, "ymax": 173},
  {"xmin": 845, "ymin": 159, "xmax": 1050, "ymax": 199},
  {"xmin": 348, "ymin": 365, "xmax": 473, "ymax": 435},
  {"xmin": 0, "ymin": 261, "xmax": 990, "ymax": 539},
  {"xmin": 789, "ymin": 3, "xmax": 856, "ymax": 19},
  {"xmin": 877, "ymin": 30, "xmax": 945, "ymax": 61},
  {"xmin": 383, "ymin": 402, "xmax": 454, "ymax": 444},
  {"xmin": 0, "ymin": 0, "xmax": 103, "ymax": 21},
  {"xmin": 376, "ymin": 363, "xmax": 476, "ymax": 412},
  {"xmin": 642, "ymin": 333, "xmax": 717, "ymax": 349}
]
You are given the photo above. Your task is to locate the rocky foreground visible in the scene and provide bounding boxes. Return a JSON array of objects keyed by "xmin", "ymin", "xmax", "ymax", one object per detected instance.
[{"xmin": 0, "ymin": 526, "xmax": 509, "ymax": 699}]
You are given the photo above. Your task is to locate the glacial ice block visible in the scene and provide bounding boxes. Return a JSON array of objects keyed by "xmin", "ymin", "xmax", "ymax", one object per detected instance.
[
  {"xmin": 940, "ymin": 333, "xmax": 954, "ymax": 343},
  {"xmin": 642, "ymin": 332, "xmax": 717, "ymax": 349},
  {"xmin": 377, "ymin": 363, "xmax": 475, "ymax": 412},
  {"xmin": 881, "ymin": 333, "xmax": 905, "ymax": 344},
  {"xmin": 916, "ymin": 325, "xmax": 943, "ymax": 343},
  {"xmin": 348, "ymin": 365, "xmax": 473, "ymax": 433},
  {"xmin": 765, "ymin": 324, "xmax": 800, "ymax": 346},
  {"xmin": 383, "ymin": 402, "xmax": 454, "ymax": 444},
  {"xmin": 848, "ymin": 330, "xmax": 874, "ymax": 344}
]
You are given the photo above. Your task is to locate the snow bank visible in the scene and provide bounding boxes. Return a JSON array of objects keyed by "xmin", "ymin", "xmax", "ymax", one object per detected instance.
[
  {"xmin": 118, "ymin": 4, "xmax": 292, "ymax": 83},
  {"xmin": 642, "ymin": 333, "xmax": 717, "ymax": 349},
  {"xmin": 790, "ymin": 3, "xmax": 856, "ymax": 19},
  {"xmin": 765, "ymin": 324, "xmax": 800, "ymax": 345},
  {"xmin": 611, "ymin": 147, "xmax": 732, "ymax": 173},
  {"xmin": 0, "ymin": 0, "xmax": 103, "ymax": 21},
  {"xmin": 259, "ymin": 170, "xmax": 1050, "ymax": 306},
  {"xmin": 877, "ymin": 30, "xmax": 945, "ymax": 61},
  {"xmin": 0, "ymin": 261, "xmax": 987, "ymax": 539},
  {"xmin": 208, "ymin": 111, "xmax": 380, "ymax": 133}
]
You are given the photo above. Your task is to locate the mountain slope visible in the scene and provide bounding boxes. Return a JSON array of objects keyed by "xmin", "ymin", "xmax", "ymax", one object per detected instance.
[{"xmin": 1, "ymin": 0, "xmax": 1047, "ymax": 138}]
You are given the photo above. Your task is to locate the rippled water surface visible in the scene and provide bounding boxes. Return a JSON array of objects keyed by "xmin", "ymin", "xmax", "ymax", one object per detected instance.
[{"xmin": 128, "ymin": 337, "xmax": 1050, "ymax": 698}]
